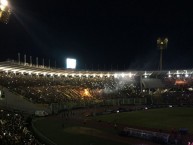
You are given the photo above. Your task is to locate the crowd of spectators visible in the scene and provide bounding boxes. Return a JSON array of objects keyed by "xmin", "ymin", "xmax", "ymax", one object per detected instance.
[
  {"xmin": 0, "ymin": 109, "xmax": 41, "ymax": 145},
  {"xmin": 161, "ymin": 88, "xmax": 193, "ymax": 105},
  {"xmin": 1, "ymin": 71, "xmax": 193, "ymax": 105},
  {"xmin": 0, "ymin": 72, "xmax": 141, "ymax": 104}
]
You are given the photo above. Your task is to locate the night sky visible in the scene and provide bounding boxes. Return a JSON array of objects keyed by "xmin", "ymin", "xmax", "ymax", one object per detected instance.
[{"xmin": 0, "ymin": 0, "xmax": 193, "ymax": 70}]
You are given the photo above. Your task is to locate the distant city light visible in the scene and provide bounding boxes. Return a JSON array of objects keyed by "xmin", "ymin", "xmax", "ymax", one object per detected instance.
[{"xmin": 66, "ymin": 58, "xmax": 76, "ymax": 69}]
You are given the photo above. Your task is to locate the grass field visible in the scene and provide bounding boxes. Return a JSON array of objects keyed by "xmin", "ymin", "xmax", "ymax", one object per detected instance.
[
  {"xmin": 33, "ymin": 119, "xmax": 133, "ymax": 145},
  {"xmin": 33, "ymin": 107, "xmax": 193, "ymax": 145},
  {"xmin": 93, "ymin": 107, "xmax": 193, "ymax": 133}
]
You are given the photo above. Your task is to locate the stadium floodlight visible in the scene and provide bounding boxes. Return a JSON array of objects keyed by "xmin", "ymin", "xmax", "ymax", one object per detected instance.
[
  {"xmin": 143, "ymin": 71, "xmax": 151, "ymax": 78},
  {"xmin": 66, "ymin": 58, "xmax": 76, "ymax": 69},
  {"xmin": 185, "ymin": 74, "xmax": 189, "ymax": 78},
  {"xmin": 114, "ymin": 73, "xmax": 118, "ymax": 78},
  {"xmin": 64, "ymin": 73, "xmax": 68, "ymax": 77},
  {"xmin": 0, "ymin": 0, "xmax": 11, "ymax": 24},
  {"xmin": 157, "ymin": 37, "xmax": 168, "ymax": 70},
  {"xmin": 129, "ymin": 72, "xmax": 132, "ymax": 78},
  {"xmin": 28, "ymin": 71, "xmax": 32, "ymax": 75},
  {"xmin": 175, "ymin": 70, "xmax": 180, "ymax": 78},
  {"xmin": 184, "ymin": 70, "xmax": 189, "ymax": 78},
  {"xmin": 168, "ymin": 71, "xmax": 171, "ymax": 78}
]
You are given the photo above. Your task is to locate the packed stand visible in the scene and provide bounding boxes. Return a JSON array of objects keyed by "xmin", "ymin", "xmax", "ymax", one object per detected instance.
[
  {"xmin": 0, "ymin": 109, "xmax": 41, "ymax": 145},
  {"xmin": 0, "ymin": 72, "xmax": 141, "ymax": 104}
]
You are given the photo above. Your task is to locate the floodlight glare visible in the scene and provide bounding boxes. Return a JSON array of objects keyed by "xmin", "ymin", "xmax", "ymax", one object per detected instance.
[
  {"xmin": 66, "ymin": 58, "xmax": 76, "ymax": 69},
  {"xmin": 0, "ymin": 0, "xmax": 11, "ymax": 24},
  {"xmin": 1, "ymin": 0, "xmax": 8, "ymax": 7}
]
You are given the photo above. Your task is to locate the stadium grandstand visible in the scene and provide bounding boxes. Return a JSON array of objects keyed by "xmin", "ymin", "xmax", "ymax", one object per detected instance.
[
  {"xmin": 1, "ymin": 60, "xmax": 193, "ymax": 144},
  {"xmin": 0, "ymin": 60, "xmax": 193, "ymax": 111}
]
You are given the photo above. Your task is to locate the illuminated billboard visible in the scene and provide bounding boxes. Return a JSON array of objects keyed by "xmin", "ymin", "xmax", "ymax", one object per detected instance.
[{"xmin": 66, "ymin": 58, "xmax": 76, "ymax": 69}]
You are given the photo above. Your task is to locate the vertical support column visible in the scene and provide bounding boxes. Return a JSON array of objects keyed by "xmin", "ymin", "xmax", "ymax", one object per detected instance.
[
  {"xmin": 140, "ymin": 74, "xmax": 143, "ymax": 94},
  {"xmin": 36, "ymin": 57, "xmax": 38, "ymax": 67},
  {"xmin": 30, "ymin": 56, "xmax": 32, "ymax": 66},
  {"xmin": 160, "ymin": 49, "xmax": 163, "ymax": 70},
  {"xmin": 42, "ymin": 58, "xmax": 44, "ymax": 68},
  {"xmin": 24, "ymin": 54, "xmax": 26, "ymax": 66},
  {"xmin": 18, "ymin": 53, "xmax": 20, "ymax": 65},
  {"xmin": 49, "ymin": 59, "xmax": 50, "ymax": 69}
]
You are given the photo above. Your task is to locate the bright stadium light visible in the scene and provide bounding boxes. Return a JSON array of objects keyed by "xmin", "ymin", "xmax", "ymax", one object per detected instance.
[
  {"xmin": 185, "ymin": 70, "xmax": 189, "ymax": 78},
  {"xmin": 0, "ymin": 0, "xmax": 11, "ymax": 24},
  {"xmin": 121, "ymin": 73, "xmax": 125, "ymax": 78},
  {"xmin": 185, "ymin": 74, "xmax": 189, "ymax": 78},
  {"xmin": 143, "ymin": 71, "xmax": 148, "ymax": 78},
  {"xmin": 28, "ymin": 71, "xmax": 32, "ymax": 75},
  {"xmin": 157, "ymin": 37, "xmax": 168, "ymax": 70},
  {"xmin": 129, "ymin": 72, "xmax": 132, "ymax": 78},
  {"xmin": 66, "ymin": 58, "xmax": 76, "ymax": 69},
  {"xmin": 168, "ymin": 71, "xmax": 171, "ymax": 78},
  {"xmin": 1, "ymin": 0, "xmax": 8, "ymax": 7}
]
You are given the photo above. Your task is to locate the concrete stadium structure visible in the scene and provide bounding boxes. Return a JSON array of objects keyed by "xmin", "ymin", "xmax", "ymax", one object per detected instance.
[
  {"xmin": 0, "ymin": 60, "xmax": 193, "ymax": 114},
  {"xmin": 0, "ymin": 60, "xmax": 192, "ymax": 89}
]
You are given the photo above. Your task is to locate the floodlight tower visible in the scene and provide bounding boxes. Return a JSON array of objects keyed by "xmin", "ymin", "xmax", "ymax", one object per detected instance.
[
  {"xmin": 0, "ymin": 0, "xmax": 11, "ymax": 24},
  {"xmin": 157, "ymin": 37, "xmax": 168, "ymax": 70}
]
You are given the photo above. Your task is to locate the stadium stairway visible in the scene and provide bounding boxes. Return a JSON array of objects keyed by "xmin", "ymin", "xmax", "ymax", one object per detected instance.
[{"xmin": 0, "ymin": 86, "xmax": 51, "ymax": 114}]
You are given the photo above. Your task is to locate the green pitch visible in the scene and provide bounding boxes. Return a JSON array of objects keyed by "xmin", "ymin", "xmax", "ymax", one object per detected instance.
[
  {"xmin": 33, "ymin": 119, "xmax": 132, "ymax": 145},
  {"xmin": 94, "ymin": 107, "xmax": 193, "ymax": 133},
  {"xmin": 33, "ymin": 107, "xmax": 193, "ymax": 145}
]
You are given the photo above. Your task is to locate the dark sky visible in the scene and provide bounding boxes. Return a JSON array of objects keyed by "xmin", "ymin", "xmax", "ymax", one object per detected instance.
[{"xmin": 0, "ymin": 0, "xmax": 193, "ymax": 70}]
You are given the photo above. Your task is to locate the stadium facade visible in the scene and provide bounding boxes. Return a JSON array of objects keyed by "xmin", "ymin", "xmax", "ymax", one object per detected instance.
[{"xmin": 0, "ymin": 60, "xmax": 192, "ymax": 90}]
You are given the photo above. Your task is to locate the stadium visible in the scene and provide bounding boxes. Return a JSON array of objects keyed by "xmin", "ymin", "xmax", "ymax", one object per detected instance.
[
  {"xmin": 1, "ymin": 1, "xmax": 193, "ymax": 145},
  {"xmin": 1, "ymin": 60, "xmax": 193, "ymax": 145}
]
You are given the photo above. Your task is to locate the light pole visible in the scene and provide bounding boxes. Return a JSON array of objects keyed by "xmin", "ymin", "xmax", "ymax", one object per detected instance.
[{"xmin": 157, "ymin": 37, "xmax": 168, "ymax": 70}]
